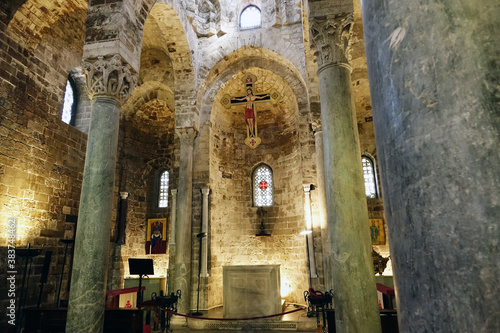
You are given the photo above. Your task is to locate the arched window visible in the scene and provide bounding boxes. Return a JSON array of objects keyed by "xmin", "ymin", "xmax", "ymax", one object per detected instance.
[
  {"xmin": 253, "ymin": 164, "xmax": 273, "ymax": 206},
  {"xmin": 362, "ymin": 155, "xmax": 379, "ymax": 199},
  {"xmin": 158, "ymin": 170, "xmax": 169, "ymax": 208},
  {"xmin": 240, "ymin": 5, "xmax": 262, "ymax": 30},
  {"xmin": 61, "ymin": 77, "xmax": 77, "ymax": 125}
]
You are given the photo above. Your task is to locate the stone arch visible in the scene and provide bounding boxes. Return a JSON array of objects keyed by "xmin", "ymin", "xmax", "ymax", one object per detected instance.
[
  {"xmin": 122, "ymin": 81, "xmax": 175, "ymax": 133},
  {"xmin": 6, "ymin": 0, "xmax": 87, "ymax": 52},
  {"xmin": 143, "ymin": 2, "xmax": 198, "ymax": 128},
  {"xmin": 197, "ymin": 46, "xmax": 309, "ymax": 126},
  {"xmin": 198, "ymin": 21, "xmax": 308, "ymax": 83},
  {"xmin": 143, "ymin": 157, "xmax": 175, "ymax": 189}
]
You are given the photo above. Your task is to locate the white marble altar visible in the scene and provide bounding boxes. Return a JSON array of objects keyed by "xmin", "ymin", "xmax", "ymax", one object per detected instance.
[{"xmin": 223, "ymin": 265, "xmax": 281, "ymax": 318}]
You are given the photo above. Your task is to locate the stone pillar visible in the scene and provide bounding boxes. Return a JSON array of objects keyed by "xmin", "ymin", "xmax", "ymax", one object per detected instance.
[
  {"xmin": 200, "ymin": 187, "xmax": 210, "ymax": 278},
  {"xmin": 361, "ymin": 1, "xmax": 500, "ymax": 332},
  {"xmin": 173, "ymin": 127, "xmax": 197, "ymax": 314},
  {"xmin": 66, "ymin": 55, "xmax": 137, "ymax": 333},
  {"xmin": 116, "ymin": 192, "xmax": 129, "ymax": 245},
  {"xmin": 199, "ymin": 187, "xmax": 210, "ymax": 311},
  {"xmin": 311, "ymin": 121, "xmax": 332, "ymax": 291},
  {"xmin": 303, "ymin": 184, "xmax": 317, "ymax": 280},
  {"xmin": 309, "ymin": 13, "xmax": 381, "ymax": 333},
  {"xmin": 167, "ymin": 189, "xmax": 178, "ymax": 293},
  {"xmin": 169, "ymin": 189, "xmax": 178, "ymax": 246}
]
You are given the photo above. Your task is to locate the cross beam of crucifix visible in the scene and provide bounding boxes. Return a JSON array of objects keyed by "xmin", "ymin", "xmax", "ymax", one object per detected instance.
[{"xmin": 220, "ymin": 73, "xmax": 280, "ymax": 149}]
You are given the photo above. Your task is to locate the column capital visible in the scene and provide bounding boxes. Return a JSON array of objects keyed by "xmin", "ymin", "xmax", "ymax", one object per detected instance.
[
  {"xmin": 309, "ymin": 13, "xmax": 354, "ymax": 72},
  {"xmin": 119, "ymin": 192, "xmax": 129, "ymax": 200},
  {"xmin": 311, "ymin": 119, "xmax": 322, "ymax": 133},
  {"xmin": 171, "ymin": 189, "xmax": 178, "ymax": 196},
  {"xmin": 303, "ymin": 184, "xmax": 312, "ymax": 193},
  {"xmin": 83, "ymin": 55, "xmax": 138, "ymax": 104},
  {"xmin": 201, "ymin": 187, "xmax": 210, "ymax": 196},
  {"xmin": 176, "ymin": 127, "xmax": 198, "ymax": 147}
]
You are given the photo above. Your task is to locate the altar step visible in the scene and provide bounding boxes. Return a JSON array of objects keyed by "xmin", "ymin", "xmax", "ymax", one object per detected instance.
[
  {"xmin": 187, "ymin": 319, "xmax": 315, "ymax": 331},
  {"xmin": 173, "ymin": 305, "xmax": 319, "ymax": 331}
]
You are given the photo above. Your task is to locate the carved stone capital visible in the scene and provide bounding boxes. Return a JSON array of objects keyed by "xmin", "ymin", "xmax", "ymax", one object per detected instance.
[
  {"xmin": 176, "ymin": 127, "xmax": 198, "ymax": 147},
  {"xmin": 309, "ymin": 13, "xmax": 354, "ymax": 71},
  {"xmin": 83, "ymin": 55, "xmax": 137, "ymax": 104},
  {"xmin": 310, "ymin": 119, "xmax": 322, "ymax": 133}
]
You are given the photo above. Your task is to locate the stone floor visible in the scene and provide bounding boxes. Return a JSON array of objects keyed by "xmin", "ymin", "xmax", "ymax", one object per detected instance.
[{"xmin": 149, "ymin": 304, "xmax": 325, "ymax": 333}]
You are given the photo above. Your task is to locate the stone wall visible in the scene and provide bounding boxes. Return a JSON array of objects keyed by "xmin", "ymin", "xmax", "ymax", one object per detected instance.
[
  {"xmin": 0, "ymin": 0, "xmax": 388, "ymax": 326},
  {"xmin": 205, "ymin": 68, "xmax": 313, "ymax": 307},
  {"xmin": 0, "ymin": 6, "xmax": 87, "ymax": 324},
  {"xmin": 109, "ymin": 100, "xmax": 179, "ymax": 290}
]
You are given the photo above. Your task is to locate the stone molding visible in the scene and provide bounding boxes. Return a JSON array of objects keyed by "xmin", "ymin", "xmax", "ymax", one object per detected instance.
[
  {"xmin": 176, "ymin": 127, "xmax": 198, "ymax": 147},
  {"xmin": 309, "ymin": 13, "xmax": 354, "ymax": 71},
  {"xmin": 83, "ymin": 55, "xmax": 138, "ymax": 104}
]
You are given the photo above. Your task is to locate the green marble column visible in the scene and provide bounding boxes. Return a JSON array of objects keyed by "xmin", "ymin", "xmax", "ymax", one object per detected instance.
[
  {"xmin": 361, "ymin": 1, "xmax": 500, "ymax": 331},
  {"xmin": 312, "ymin": 121, "xmax": 333, "ymax": 291},
  {"xmin": 173, "ymin": 127, "xmax": 197, "ymax": 314},
  {"xmin": 66, "ymin": 56, "xmax": 136, "ymax": 333},
  {"xmin": 309, "ymin": 12, "xmax": 381, "ymax": 333}
]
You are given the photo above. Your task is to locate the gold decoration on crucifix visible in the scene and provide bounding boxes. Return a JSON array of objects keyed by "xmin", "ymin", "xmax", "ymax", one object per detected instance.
[{"xmin": 220, "ymin": 73, "xmax": 281, "ymax": 148}]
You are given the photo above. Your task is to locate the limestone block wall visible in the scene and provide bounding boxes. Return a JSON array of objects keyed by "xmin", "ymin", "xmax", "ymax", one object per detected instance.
[
  {"xmin": 205, "ymin": 68, "xmax": 312, "ymax": 307},
  {"xmin": 0, "ymin": 6, "xmax": 87, "ymax": 320},
  {"xmin": 208, "ymin": 123, "xmax": 309, "ymax": 306},
  {"xmin": 109, "ymin": 116, "xmax": 178, "ymax": 289}
]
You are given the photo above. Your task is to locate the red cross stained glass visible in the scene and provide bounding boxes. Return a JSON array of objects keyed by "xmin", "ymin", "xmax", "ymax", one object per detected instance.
[{"xmin": 253, "ymin": 164, "xmax": 273, "ymax": 206}]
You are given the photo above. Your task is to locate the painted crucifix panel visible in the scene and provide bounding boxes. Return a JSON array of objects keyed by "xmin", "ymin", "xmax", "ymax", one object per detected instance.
[{"xmin": 220, "ymin": 73, "xmax": 280, "ymax": 148}]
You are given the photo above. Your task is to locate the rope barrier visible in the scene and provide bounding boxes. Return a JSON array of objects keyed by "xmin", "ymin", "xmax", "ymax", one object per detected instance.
[{"xmin": 164, "ymin": 306, "xmax": 306, "ymax": 321}]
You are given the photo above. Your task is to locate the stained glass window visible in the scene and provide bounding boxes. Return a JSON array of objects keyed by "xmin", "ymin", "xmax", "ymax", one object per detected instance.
[
  {"xmin": 253, "ymin": 164, "xmax": 273, "ymax": 206},
  {"xmin": 62, "ymin": 79, "xmax": 74, "ymax": 125},
  {"xmin": 362, "ymin": 156, "xmax": 378, "ymax": 199},
  {"xmin": 158, "ymin": 170, "xmax": 169, "ymax": 208},
  {"xmin": 240, "ymin": 5, "xmax": 261, "ymax": 30}
]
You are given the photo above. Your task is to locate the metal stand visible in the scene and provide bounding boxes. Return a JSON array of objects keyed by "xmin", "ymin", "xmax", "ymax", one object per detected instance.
[
  {"xmin": 128, "ymin": 258, "xmax": 154, "ymax": 310},
  {"xmin": 191, "ymin": 232, "xmax": 206, "ymax": 316},
  {"xmin": 153, "ymin": 290, "xmax": 181, "ymax": 333},
  {"xmin": 304, "ymin": 289, "xmax": 333, "ymax": 333},
  {"xmin": 16, "ymin": 245, "xmax": 42, "ymax": 333},
  {"xmin": 37, "ymin": 250, "xmax": 52, "ymax": 307},
  {"xmin": 56, "ymin": 239, "xmax": 74, "ymax": 307}
]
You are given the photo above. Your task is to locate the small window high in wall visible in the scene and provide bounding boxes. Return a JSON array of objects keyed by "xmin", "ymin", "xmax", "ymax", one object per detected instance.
[
  {"xmin": 158, "ymin": 170, "xmax": 169, "ymax": 208},
  {"xmin": 253, "ymin": 164, "xmax": 273, "ymax": 206},
  {"xmin": 240, "ymin": 5, "xmax": 262, "ymax": 30},
  {"xmin": 362, "ymin": 155, "xmax": 379, "ymax": 199},
  {"xmin": 61, "ymin": 78, "xmax": 76, "ymax": 125}
]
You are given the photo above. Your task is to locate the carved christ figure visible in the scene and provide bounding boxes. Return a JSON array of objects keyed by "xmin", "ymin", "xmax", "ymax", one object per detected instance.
[{"xmin": 231, "ymin": 88, "xmax": 270, "ymax": 137}]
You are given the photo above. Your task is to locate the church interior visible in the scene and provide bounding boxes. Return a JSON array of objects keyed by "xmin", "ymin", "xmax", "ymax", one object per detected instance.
[{"xmin": 0, "ymin": 0, "xmax": 498, "ymax": 332}]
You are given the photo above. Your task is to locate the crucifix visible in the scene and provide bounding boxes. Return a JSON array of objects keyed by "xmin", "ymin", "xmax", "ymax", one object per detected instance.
[{"xmin": 220, "ymin": 73, "xmax": 280, "ymax": 148}]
